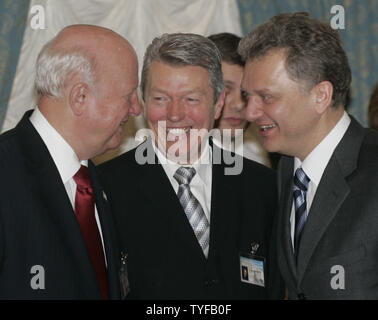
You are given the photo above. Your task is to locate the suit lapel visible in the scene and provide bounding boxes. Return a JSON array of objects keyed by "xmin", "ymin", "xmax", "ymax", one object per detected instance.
[
  {"xmin": 296, "ymin": 160, "xmax": 350, "ymax": 283},
  {"xmin": 16, "ymin": 111, "xmax": 101, "ymax": 298},
  {"xmin": 277, "ymin": 157, "xmax": 298, "ymax": 287},
  {"xmin": 89, "ymin": 161, "xmax": 120, "ymax": 299},
  {"xmin": 207, "ymin": 147, "xmax": 239, "ymax": 262},
  {"xmin": 296, "ymin": 117, "xmax": 365, "ymax": 285}
]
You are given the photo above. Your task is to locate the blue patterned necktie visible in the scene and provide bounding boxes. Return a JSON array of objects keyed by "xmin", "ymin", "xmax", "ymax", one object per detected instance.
[
  {"xmin": 174, "ymin": 166, "xmax": 210, "ymax": 258},
  {"xmin": 293, "ymin": 167, "xmax": 310, "ymax": 258}
]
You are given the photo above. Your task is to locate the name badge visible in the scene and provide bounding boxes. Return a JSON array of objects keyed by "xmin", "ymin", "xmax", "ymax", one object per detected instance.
[{"xmin": 240, "ymin": 242, "xmax": 265, "ymax": 287}]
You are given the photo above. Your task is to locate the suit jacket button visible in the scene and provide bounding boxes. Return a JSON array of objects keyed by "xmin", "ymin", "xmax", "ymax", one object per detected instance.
[{"xmin": 298, "ymin": 293, "xmax": 306, "ymax": 300}]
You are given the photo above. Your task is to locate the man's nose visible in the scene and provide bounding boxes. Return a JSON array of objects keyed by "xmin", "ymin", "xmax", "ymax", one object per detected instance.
[
  {"xmin": 245, "ymin": 96, "xmax": 264, "ymax": 123},
  {"xmin": 230, "ymin": 94, "xmax": 246, "ymax": 112},
  {"xmin": 167, "ymin": 100, "xmax": 185, "ymax": 122}
]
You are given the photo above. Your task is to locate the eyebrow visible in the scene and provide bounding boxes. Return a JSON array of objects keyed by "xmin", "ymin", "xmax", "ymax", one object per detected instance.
[
  {"xmin": 256, "ymin": 89, "xmax": 275, "ymax": 97},
  {"xmin": 241, "ymin": 87, "xmax": 273, "ymax": 96}
]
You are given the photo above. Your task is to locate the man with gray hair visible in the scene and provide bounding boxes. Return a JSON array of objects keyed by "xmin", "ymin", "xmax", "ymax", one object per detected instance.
[
  {"xmin": 0, "ymin": 24, "xmax": 140, "ymax": 299},
  {"xmin": 98, "ymin": 33, "xmax": 283, "ymax": 299},
  {"xmin": 239, "ymin": 12, "xmax": 378, "ymax": 299}
]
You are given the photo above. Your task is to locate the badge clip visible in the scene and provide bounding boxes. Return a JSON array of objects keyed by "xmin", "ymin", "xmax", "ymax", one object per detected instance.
[
  {"xmin": 119, "ymin": 251, "xmax": 130, "ymax": 299},
  {"xmin": 250, "ymin": 242, "xmax": 260, "ymax": 255}
]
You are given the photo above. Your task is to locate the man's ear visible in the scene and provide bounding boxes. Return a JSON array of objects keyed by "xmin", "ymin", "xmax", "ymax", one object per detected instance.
[
  {"xmin": 313, "ymin": 80, "xmax": 333, "ymax": 114},
  {"xmin": 69, "ymin": 82, "xmax": 90, "ymax": 116},
  {"xmin": 214, "ymin": 88, "xmax": 226, "ymax": 120}
]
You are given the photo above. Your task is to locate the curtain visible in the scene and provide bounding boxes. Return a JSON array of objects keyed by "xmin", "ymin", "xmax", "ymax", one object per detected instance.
[{"xmin": 0, "ymin": 0, "xmax": 29, "ymax": 128}]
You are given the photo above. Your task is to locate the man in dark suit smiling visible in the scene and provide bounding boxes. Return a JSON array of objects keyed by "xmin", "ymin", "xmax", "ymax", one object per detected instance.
[
  {"xmin": 239, "ymin": 12, "xmax": 378, "ymax": 299},
  {"xmin": 0, "ymin": 24, "xmax": 140, "ymax": 299},
  {"xmin": 98, "ymin": 33, "xmax": 283, "ymax": 299}
]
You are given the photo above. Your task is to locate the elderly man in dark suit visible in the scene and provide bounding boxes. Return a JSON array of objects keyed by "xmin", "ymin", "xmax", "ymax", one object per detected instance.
[
  {"xmin": 0, "ymin": 25, "xmax": 140, "ymax": 299},
  {"xmin": 239, "ymin": 12, "xmax": 378, "ymax": 299},
  {"xmin": 98, "ymin": 33, "xmax": 284, "ymax": 299}
]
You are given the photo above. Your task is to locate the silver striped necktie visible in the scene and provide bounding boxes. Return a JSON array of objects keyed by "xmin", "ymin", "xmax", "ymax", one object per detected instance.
[
  {"xmin": 174, "ymin": 166, "xmax": 210, "ymax": 258},
  {"xmin": 293, "ymin": 167, "xmax": 310, "ymax": 260}
]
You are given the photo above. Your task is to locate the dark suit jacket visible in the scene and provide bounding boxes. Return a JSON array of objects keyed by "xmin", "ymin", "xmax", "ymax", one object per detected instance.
[
  {"xmin": 98, "ymin": 139, "xmax": 284, "ymax": 299},
  {"xmin": 276, "ymin": 117, "xmax": 378, "ymax": 299},
  {"xmin": 0, "ymin": 110, "xmax": 121, "ymax": 299}
]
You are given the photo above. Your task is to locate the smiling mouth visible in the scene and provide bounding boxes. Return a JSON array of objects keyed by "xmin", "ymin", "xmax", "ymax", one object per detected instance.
[
  {"xmin": 259, "ymin": 124, "xmax": 277, "ymax": 131},
  {"xmin": 166, "ymin": 127, "xmax": 191, "ymax": 135}
]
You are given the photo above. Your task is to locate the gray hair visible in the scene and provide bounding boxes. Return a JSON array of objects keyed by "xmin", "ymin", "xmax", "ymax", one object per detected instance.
[
  {"xmin": 35, "ymin": 39, "xmax": 97, "ymax": 98},
  {"xmin": 141, "ymin": 33, "xmax": 224, "ymax": 103}
]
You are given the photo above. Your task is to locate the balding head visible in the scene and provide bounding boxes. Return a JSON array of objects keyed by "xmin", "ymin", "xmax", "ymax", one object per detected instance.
[
  {"xmin": 53, "ymin": 24, "xmax": 130, "ymax": 50},
  {"xmin": 36, "ymin": 24, "xmax": 136, "ymax": 99},
  {"xmin": 35, "ymin": 25, "xmax": 140, "ymax": 160}
]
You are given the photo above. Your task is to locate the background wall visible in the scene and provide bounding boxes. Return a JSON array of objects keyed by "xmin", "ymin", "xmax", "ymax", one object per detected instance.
[{"xmin": 0, "ymin": 0, "xmax": 29, "ymax": 127}]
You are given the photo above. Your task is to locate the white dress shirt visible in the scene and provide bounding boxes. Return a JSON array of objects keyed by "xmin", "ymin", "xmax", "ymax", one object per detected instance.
[
  {"xmin": 30, "ymin": 107, "xmax": 107, "ymax": 259},
  {"xmin": 153, "ymin": 140, "xmax": 213, "ymax": 223},
  {"xmin": 290, "ymin": 111, "xmax": 351, "ymax": 248}
]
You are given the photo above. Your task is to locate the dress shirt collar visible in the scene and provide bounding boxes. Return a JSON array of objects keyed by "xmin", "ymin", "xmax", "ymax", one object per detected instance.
[
  {"xmin": 294, "ymin": 111, "xmax": 351, "ymax": 186},
  {"xmin": 30, "ymin": 106, "xmax": 87, "ymax": 183},
  {"xmin": 153, "ymin": 138, "xmax": 212, "ymax": 185}
]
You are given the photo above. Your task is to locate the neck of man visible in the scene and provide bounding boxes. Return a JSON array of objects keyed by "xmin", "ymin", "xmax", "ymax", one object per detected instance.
[{"xmin": 296, "ymin": 105, "xmax": 345, "ymax": 162}]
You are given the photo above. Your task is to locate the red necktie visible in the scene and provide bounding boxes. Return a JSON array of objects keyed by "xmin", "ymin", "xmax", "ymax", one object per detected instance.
[{"xmin": 73, "ymin": 165, "xmax": 109, "ymax": 299}]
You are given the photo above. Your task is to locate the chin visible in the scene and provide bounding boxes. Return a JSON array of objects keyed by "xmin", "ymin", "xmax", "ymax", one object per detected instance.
[
  {"xmin": 262, "ymin": 140, "xmax": 277, "ymax": 154},
  {"xmin": 106, "ymin": 137, "xmax": 123, "ymax": 151}
]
